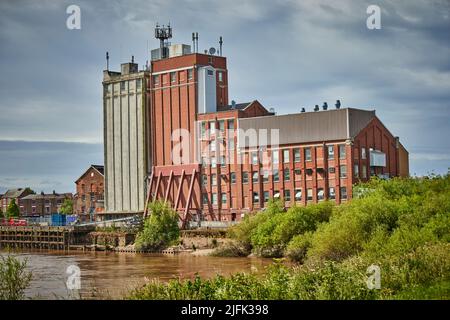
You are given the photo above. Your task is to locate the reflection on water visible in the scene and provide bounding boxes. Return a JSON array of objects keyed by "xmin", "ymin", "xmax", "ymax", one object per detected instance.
[{"xmin": 0, "ymin": 250, "xmax": 273, "ymax": 299}]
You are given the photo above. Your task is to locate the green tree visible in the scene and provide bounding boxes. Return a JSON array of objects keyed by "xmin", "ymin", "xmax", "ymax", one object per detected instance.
[
  {"xmin": 59, "ymin": 198, "xmax": 73, "ymax": 215},
  {"xmin": 6, "ymin": 201, "xmax": 20, "ymax": 218},
  {"xmin": 135, "ymin": 200, "xmax": 180, "ymax": 251}
]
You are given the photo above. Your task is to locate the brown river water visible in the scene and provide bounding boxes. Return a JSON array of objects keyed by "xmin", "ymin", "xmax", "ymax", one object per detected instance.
[{"xmin": 0, "ymin": 250, "xmax": 274, "ymax": 299}]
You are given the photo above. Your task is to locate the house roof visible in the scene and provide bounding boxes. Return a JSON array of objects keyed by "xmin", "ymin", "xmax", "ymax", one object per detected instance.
[
  {"xmin": 237, "ymin": 108, "xmax": 377, "ymax": 149},
  {"xmin": 3, "ymin": 188, "xmax": 28, "ymax": 199},
  {"xmin": 21, "ymin": 193, "xmax": 72, "ymax": 200},
  {"xmin": 75, "ymin": 164, "xmax": 104, "ymax": 183},
  {"xmin": 216, "ymin": 102, "xmax": 252, "ymax": 112}
]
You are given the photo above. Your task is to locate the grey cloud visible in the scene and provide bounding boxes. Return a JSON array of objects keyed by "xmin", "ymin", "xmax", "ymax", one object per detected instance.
[{"xmin": 0, "ymin": 0, "xmax": 448, "ymax": 192}]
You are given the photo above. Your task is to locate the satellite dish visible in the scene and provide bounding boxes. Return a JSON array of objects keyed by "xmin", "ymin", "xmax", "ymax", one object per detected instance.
[{"xmin": 209, "ymin": 47, "xmax": 216, "ymax": 55}]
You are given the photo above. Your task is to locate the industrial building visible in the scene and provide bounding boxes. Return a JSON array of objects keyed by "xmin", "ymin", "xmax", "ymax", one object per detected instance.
[{"xmin": 102, "ymin": 25, "xmax": 409, "ymax": 225}]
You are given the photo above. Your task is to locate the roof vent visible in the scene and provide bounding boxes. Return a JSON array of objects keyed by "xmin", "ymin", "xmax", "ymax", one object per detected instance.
[
  {"xmin": 269, "ymin": 107, "xmax": 275, "ymax": 113},
  {"xmin": 322, "ymin": 102, "xmax": 328, "ymax": 110},
  {"xmin": 301, "ymin": 107, "xmax": 306, "ymax": 113},
  {"xmin": 314, "ymin": 105, "xmax": 320, "ymax": 112},
  {"xmin": 231, "ymin": 100, "xmax": 236, "ymax": 109},
  {"xmin": 335, "ymin": 100, "xmax": 341, "ymax": 109}
]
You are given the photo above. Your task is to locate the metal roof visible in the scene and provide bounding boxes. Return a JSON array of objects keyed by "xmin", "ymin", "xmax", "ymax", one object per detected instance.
[{"xmin": 237, "ymin": 108, "xmax": 376, "ymax": 149}]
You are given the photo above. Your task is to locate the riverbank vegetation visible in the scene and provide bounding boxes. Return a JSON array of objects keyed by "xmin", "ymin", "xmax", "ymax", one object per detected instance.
[
  {"xmin": 0, "ymin": 254, "xmax": 32, "ymax": 300},
  {"xmin": 134, "ymin": 200, "xmax": 180, "ymax": 251},
  {"xmin": 129, "ymin": 175, "xmax": 450, "ymax": 300}
]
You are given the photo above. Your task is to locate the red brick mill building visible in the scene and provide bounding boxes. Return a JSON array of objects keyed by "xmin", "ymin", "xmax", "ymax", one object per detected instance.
[{"xmin": 101, "ymin": 25, "xmax": 409, "ymax": 225}]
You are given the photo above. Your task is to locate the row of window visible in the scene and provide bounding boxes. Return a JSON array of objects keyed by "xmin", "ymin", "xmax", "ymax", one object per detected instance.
[
  {"xmin": 202, "ymin": 165, "xmax": 350, "ymax": 187},
  {"xmin": 105, "ymin": 79, "xmax": 142, "ymax": 93},
  {"xmin": 200, "ymin": 119, "xmax": 235, "ymax": 138},
  {"xmin": 152, "ymin": 70, "xmax": 224, "ymax": 86},
  {"xmin": 202, "ymin": 187, "xmax": 348, "ymax": 206}
]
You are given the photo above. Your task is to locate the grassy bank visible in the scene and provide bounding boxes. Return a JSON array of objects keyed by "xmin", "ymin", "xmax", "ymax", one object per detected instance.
[{"xmin": 129, "ymin": 175, "xmax": 450, "ymax": 300}]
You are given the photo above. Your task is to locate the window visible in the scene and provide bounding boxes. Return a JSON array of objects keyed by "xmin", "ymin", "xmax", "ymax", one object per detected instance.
[
  {"xmin": 218, "ymin": 71, "xmax": 223, "ymax": 82},
  {"xmin": 264, "ymin": 191, "xmax": 270, "ymax": 203},
  {"xmin": 283, "ymin": 149, "xmax": 290, "ymax": 163},
  {"xmin": 354, "ymin": 164, "xmax": 359, "ymax": 178},
  {"xmin": 262, "ymin": 170, "xmax": 269, "ymax": 183},
  {"xmin": 340, "ymin": 165, "xmax": 347, "ymax": 178},
  {"xmin": 361, "ymin": 147, "xmax": 366, "ymax": 160},
  {"xmin": 212, "ymin": 193, "xmax": 218, "ymax": 205},
  {"xmin": 200, "ymin": 122, "xmax": 206, "ymax": 138},
  {"xmin": 328, "ymin": 167, "xmax": 336, "ymax": 174},
  {"xmin": 284, "ymin": 190, "xmax": 291, "ymax": 202},
  {"xmin": 251, "ymin": 151, "xmax": 258, "ymax": 165},
  {"xmin": 170, "ymin": 72, "xmax": 176, "ymax": 83},
  {"xmin": 136, "ymin": 79, "xmax": 142, "ymax": 89},
  {"xmin": 283, "ymin": 168, "xmax": 290, "ymax": 181},
  {"xmin": 305, "ymin": 148, "xmax": 312, "ymax": 161},
  {"xmin": 307, "ymin": 189, "xmax": 313, "ymax": 201},
  {"xmin": 253, "ymin": 192, "xmax": 259, "ymax": 203},
  {"xmin": 211, "ymin": 157, "xmax": 217, "ymax": 168},
  {"xmin": 227, "ymin": 120, "xmax": 234, "ymax": 131},
  {"xmin": 328, "ymin": 145, "xmax": 334, "ymax": 159},
  {"xmin": 202, "ymin": 174, "xmax": 208, "ymax": 186},
  {"xmin": 228, "ymin": 138, "xmax": 235, "ymax": 150},
  {"xmin": 362, "ymin": 165, "xmax": 367, "ymax": 179},
  {"xmin": 242, "ymin": 171, "xmax": 249, "ymax": 183},
  {"xmin": 339, "ymin": 145, "xmax": 346, "ymax": 159},
  {"xmin": 153, "ymin": 75, "xmax": 159, "ymax": 85},
  {"xmin": 294, "ymin": 169, "xmax": 301, "ymax": 180},
  {"xmin": 230, "ymin": 172, "xmax": 236, "ymax": 184},
  {"xmin": 272, "ymin": 150, "xmax": 279, "ymax": 165},
  {"xmin": 211, "ymin": 174, "xmax": 217, "ymax": 186},
  {"xmin": 221, "ymin": 193, "xmax": 227, "ymax": 204},
  {"xmin": 252, "ymin": 171, "xmax": 259, "ymax": 183},
  {"xmin": 329, "ymin": 187, "xmax": 336, "ymax": 200},
  {"xmin": 209, "ymin": 121, "xmax": 216, "ymax": 135},
  {"xmin": 207, "ymin": 69, "xmax": 214, "ymax": 76},
  {"xmin": 90, "ymin": 193, "xmax": 95, "ymax": 201},
  {"xmin": 188, "ymin": 69, "xmax": 193, "ymax": 80},
  {"xmin": 220, "ymin": 156, "xmax": 226, "ymax": 167},
  {"xmin": 340, "ymin": 187, "xmax": 348, "ymax": 199},
  {"xmin": 202, "ymin": 194, "xmax": 208, "ymax": 205},
  {"xmin": 317, "ymin": 188, "xmax": 324, "ymax": 201},
  {"xmin": 295, "ymin": 189, "xmax": 302, "ymax": 201},
  {"xmin": 120, "ymin": 81, "xmax": 126, "ymax": 91},
  {"xmin": 273, "ymin": 169, "xmax": 279, "ymax": 182},
  {"xmin": 294, "ymin": 148, "xmax": 301, "ymax": 162},
  {"xmin": 219, "ymin": 120, "xmax": 225, "ymax": 133},
  {"xmin": 210, "ymin": 140, "xmax": 216, "ymax": 152},
  {"xmin": 45, "ymin": 207, "xmax": 50, "ymax": 214},
  {"xmin": 274, "ymin": 190, "xmax": 280, "ymax": 199}
]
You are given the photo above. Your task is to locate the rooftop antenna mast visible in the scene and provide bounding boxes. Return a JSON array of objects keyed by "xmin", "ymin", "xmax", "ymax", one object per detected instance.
[
  {"xmin": 106, "ymin": 51, "xmax": 109, "ymax": 71},
  {"xmin": 219, "ymin": 36, "xmax": 223, "ymax": 56},
  {"xmin": 155, "ymin": 23, "xmax": 172, "ymax": 59}
]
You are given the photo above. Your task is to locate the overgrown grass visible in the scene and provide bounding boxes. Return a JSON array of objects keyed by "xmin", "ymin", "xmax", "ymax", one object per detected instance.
[{"xmin": 130, "ymin": 175, "xmax": 450, "ymax": 300}]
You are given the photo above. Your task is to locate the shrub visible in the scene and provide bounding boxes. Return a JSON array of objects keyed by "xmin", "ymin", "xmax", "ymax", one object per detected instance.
[
  {"xmin": 0, "ymin": 255, "xmax": 32, "ymax": 300},
  {"xmin": 285, "ymin": 232, "xmax": 313, "ymax": 263},
  {"xmin": 134, "ymin": 201, "xmax": 179, "ymax": 251}
]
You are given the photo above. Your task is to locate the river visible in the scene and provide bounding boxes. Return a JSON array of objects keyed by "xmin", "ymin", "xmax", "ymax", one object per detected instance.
[{"xmin": 0, "ymin": 250, "xmax": 273, "ymax": 300}]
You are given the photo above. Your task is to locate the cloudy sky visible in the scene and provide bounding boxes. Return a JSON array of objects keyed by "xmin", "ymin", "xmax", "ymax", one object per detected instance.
[{"xmin": 0, "ymin": 0, "xmax": 449, "ymax": 193}]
